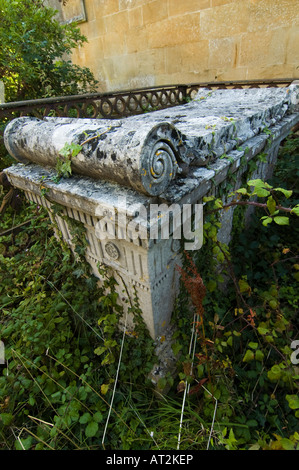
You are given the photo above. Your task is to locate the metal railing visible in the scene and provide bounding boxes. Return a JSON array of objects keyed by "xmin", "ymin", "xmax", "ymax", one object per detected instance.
[{"xmin": 0, "ymin": 78, "xmax": 295, "ymax": 122}]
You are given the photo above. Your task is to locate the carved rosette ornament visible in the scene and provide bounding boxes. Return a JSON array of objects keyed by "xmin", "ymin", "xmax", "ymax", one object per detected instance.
[{"xmin": 104, "ymin": 242, "xmax": 120, "ymax": 260}]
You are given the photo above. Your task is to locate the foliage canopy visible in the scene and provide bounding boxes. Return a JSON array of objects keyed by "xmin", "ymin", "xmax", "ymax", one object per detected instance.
[{"xmin": 0, "ymin": 0, "xmax": 98, "ymax": 102}]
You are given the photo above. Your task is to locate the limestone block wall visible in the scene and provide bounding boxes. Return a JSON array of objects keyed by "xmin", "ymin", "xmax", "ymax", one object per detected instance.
[{"xmin": 53, "ymin": 0, "xmax": 299, "ymax": 91}]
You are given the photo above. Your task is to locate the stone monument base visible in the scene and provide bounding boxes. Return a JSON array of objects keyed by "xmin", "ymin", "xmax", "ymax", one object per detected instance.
[{"xmin": 4, "ymin": 86, "xmax": 299, "ymax": 381}]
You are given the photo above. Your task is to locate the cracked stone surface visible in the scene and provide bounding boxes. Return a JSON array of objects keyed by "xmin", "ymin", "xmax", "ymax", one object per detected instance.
[{"xmin": 4, "ymin": 85, "xmax": 299, "ymax": 197}]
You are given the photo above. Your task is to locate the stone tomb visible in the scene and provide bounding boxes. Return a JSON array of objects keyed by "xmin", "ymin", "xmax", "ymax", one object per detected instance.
[{"xmin": 4, "ymin": 85, "xmax": 299, "ymax": 345}]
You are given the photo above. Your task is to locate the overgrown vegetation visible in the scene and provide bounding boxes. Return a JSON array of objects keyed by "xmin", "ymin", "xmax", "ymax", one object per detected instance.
[
  {"xmin": 0, "ymin": 4, "xmax": 297, "ymax": 444},
  {"xmin": 0, "ymin": 201, "xmax": 157, "ymax": 450},
  {"xmin": 0, "ymin": 0, "xmax": 98, "ymax": 102},
  {"xmin": 172, "ymin": 132, "xmax": 299, "ymax": 450},
  {"xmin": 0, "ymin": 0, "xmax": 99, "ymax": 208},
  {"xmin": 0, "ymin": 131, "xmax": 298, "ymax": 450}
]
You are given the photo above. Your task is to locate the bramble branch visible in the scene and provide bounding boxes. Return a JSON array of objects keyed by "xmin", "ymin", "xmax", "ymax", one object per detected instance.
[{"xmin": 206, "ymin": 200, "xmax": 293, "ymax": 215}]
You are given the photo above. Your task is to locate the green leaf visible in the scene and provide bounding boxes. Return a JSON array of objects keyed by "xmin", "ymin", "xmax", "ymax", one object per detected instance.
[
  {"xmin": 79, "ymin": 412, "xmax": 91, "ymax": 424},
  {"xmin": 172, "ymin": 341, "xmax": 182, "ymax": 356},
  {"xmin": 100, "ymin": 383, "xmax": 110, "ymax": 395},
  {"xmin": 249, "ymin": 444, "xmax": 260, "ymax": 450},
  {"xmin": 247, "ymin": 419, "xmax": 258, "ymax": 427},
  {"xmin": 235, "ymin": 187, "xmax": 248, "ymax": 195},
  {"xmin": 28, "ymin": 396, "xmax": 35, "ymax": 406},
  {"xmin": 281, "ymin": 438, "xmax": 295, "ymax": 450},
  {"xmin": 94, "ymin": 345, "xmax": 106, "ymax": 356},
  {"xmin": 247, "ymin": 179, "xmax": 272, "ymax": 197},
  {"xmin": 291, "ymin": 205, "xmax": 299, "ymax": 216},
  {"xmin": 203, "ymin": 196, "xmax": 215, "ymax": 202},
  {"xmin": 254, "ymin": 187, "xmax": 271, "ymax": 197},
  {"xmin": 243, "ymin": 349, "xmax": 255, "ymax": 362},
  {"xmin": 85, "ymin": 421, "xmax": 99, "ymax": 438},
  {"xmin": 70, "ymin": 143, "xmax": 83, "ymax": 157},
  {"xmin": 93, "ymin": 412, "xmax": 103, "ymax": 423},
  {"xmin": 15, "ymin": 436, "xmax": 33, "ymax": 451},
  {"xmin": 286, "ymin": 394, "xmax": 299, "ymax": 410},
  {"xmin": 267, "ymin": 365, "xmax": 282, "ymax": 381},
  {"xmin": 225, "ymin": 428, "xmax": 238, "ymax": 450},
  {"xmin": 257, "ymin": 326, "xmax": 269, "ymax": 335},
  {"xmin": 255, "ymin": 350, "xmax": 264, "ymax": 362},
  {"xmin": 157, "ymin": 377, "xmax": 167, "ymax": 390},
  {"xmin": 261, "ymin": 216, "xmax": 272, "ymax": 226},
  {"xmin": 207, "ymin": 279, "xmax": 217, "ymax": 292},
  {"xmin": 247, "ymin": 179, "xmax": 272, "ymax": 189},
  {"xmin": 59, "ymin": 143, "xmax": 82, "ymax": 158},
  {"xmin": 274, "ymin": 187, "xmax": 293, "ymax": 198},
  {"xmin": 59, "ymin": 143, "xmax": 72, "ymax": 158},
  {"xmin": 101, "ymin": 352, "xmax": 115, "ymax": 366},
  {"xmin": 267, "ymin": 195, "xmax": 276, "ymax": 215},
  {"xmin": 216, "ymin": 252, "xmax": 225, "ymax": 263},
  {"xmin": 214, "ymin": 199, "xmax": 223, "ymax": 209},
  {"xmin": 238, "ymin": 279, "xmax": 251, "ymax": 294},
  {"xmin": 0, "ymin": 413, "xmax": 13, "ymax": 426},
  {"xmin": 257, "ymin": 152, "xmax": 267, "ymax": 162},
  {"xmin": 273, "ymin": 216, "xmax": 289, "ymax": 226}
]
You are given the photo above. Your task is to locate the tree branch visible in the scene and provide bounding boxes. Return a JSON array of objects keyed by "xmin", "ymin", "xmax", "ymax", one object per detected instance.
[{"xmin": 206, "ymin": 200, "xmax": 293, "ymax": 215}]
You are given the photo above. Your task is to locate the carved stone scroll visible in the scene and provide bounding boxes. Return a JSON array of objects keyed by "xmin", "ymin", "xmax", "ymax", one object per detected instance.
[
  {"xmin": 4, "ymin": 117, "xmax": 186, "ymax": 196},
  {"xmin": 4, "ymin": 85, "xmax": 297, "ymax": 197}
]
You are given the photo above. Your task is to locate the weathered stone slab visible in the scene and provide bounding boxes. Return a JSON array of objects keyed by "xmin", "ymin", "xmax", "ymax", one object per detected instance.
[
  {"xmin": 4, "ymin": 86, "xmax": 297, "ymax": 197},
  {"xmin": 161, "ymin": 112, "xmax": 299, "ymax": 204}
]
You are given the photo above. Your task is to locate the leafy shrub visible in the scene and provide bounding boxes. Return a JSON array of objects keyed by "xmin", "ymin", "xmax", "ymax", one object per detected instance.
[{"xmin": 0, "ymin": 0, "xmax": 98, "ymax": 102}]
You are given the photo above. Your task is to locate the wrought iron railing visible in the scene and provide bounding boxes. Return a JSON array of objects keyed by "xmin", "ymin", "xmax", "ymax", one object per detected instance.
[{"xmin": 0, "ymin": 78, "xmax": 295, "ymax": 122}]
